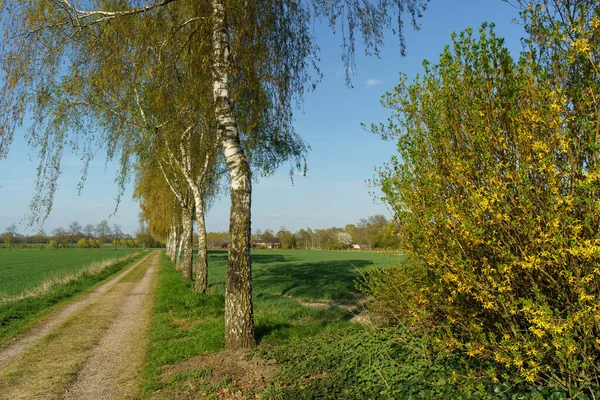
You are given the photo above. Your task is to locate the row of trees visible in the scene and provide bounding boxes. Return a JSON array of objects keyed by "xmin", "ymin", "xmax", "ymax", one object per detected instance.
[
  {"xmin": 1, "ymin": 221, "xmax": 161, "ymax": 249},
  {"xmin": 241, "ymin": 214, "xmax": 400, "ymax": 250},
  {"xmin": 0, "ymin": 1, "xmax": 426, "ymax": 349}
]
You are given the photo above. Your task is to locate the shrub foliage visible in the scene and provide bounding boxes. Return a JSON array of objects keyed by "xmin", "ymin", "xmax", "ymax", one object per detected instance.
[{"xmin": 370, "ymin": 17, "xmax": 600, "ymax": 395}]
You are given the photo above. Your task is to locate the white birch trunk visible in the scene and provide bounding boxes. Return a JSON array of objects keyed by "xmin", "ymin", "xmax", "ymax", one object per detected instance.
[
  {"xmin": 166, "ymin": 230, "xmax": 171, "ymax": 258},
  {"xmin": 181, "ymin": 205, "xmax": 194, "ymax": 281},
  {"xmin": 212, "ymin": 0, "xmax": 254, "ymax": 350},
  {"xmin": 176, "ymin": 229, "xmax": 184, "ymax": 270},
  {"xmin": 168, "ymin": 227, "xmax": 176, "ymax": 261},
  {"xmin": 191, "ymin": 189, "xmax": 208, "ymax": 293}
]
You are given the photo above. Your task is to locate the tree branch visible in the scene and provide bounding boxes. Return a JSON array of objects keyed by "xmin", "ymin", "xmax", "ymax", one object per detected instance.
[{"xmin": 56, "ymin": 0, "xmax": 178, "ymax": 19}]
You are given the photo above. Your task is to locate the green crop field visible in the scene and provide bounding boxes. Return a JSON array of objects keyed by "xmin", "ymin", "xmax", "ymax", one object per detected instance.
[{"xmin": 0, "ymin": 249, "xmax": 141, "ymax": 296}]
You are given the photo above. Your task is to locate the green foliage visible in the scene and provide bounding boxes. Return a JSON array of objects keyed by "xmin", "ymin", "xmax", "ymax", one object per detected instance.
[
  {"xmin": 0, "ymin": 252, "xmax": 144, "ymax": 348},
  {"xmin": 358, "ymin": 259, "xmax": 429, "ymax": 327},
  {"xmin": 76, "ymin": 238, "xmax": 88, "ymax": 249},
  {"xmin": 372, "ymin": 21, "xmax": 600, "ymax": 395},
  {"xmin": 261, "ymin": 327, "xmax": 461, "ymax": 400}
]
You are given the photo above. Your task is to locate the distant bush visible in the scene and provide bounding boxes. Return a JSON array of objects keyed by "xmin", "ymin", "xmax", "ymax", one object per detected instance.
[
  {"xmin": 370, "ymin": 24, "xmax": 600, "ymax": 395},
  {"xmin": 48, "ymin": 240, "xmax": 57, "ymax": 249},
  {"xmin": 77, "ymin": 238, "xmax": 88, "ymax": 249}
]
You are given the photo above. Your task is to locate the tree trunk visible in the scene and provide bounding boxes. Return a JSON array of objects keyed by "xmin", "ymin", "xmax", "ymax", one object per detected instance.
[
  {"xmin": 181, "ymin": 206, "xmax": 194, "ymax": 281},
  {"xmin": 166, "ymin": 230, "xmax": 171, "ymax": 258},
  {"xmin": 176, "ymin": 227, "xmax": 184, "ymax": 271},
  {"xmin": 193, "ymin": 191, "xmax": 208, "ymax": 294},
  {"xmin": 168, "ymin": 227, "xmax": 177, "ymax": 262},
  {"xmin": 212, "ymin": 0, "xmax": 254, "ymax": 350},
  {"xmin": 170, "ymin": 230, "xmax": 176, "ymax": 260}
]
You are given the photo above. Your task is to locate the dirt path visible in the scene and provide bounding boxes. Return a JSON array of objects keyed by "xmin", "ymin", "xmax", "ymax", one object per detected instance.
[
  {"xmin": 64, "ymin": 253, "xmax": 157, "ymax": 399},
  {"xmin": 0, "ymin": 250, "xmax": 160, "ymax": 400},
  {"xmin": 0, "ymin": 252, "xmax": 153, "ymax": 370}
]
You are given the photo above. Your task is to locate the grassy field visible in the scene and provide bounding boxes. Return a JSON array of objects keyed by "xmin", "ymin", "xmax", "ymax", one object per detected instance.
[
  {"xmin": 0, "ymin": 249, "xmax": 141, "ymax": 296},
  {"xmin": 143, "ymin": 249, "xmax": 408, "ymax": 398}
]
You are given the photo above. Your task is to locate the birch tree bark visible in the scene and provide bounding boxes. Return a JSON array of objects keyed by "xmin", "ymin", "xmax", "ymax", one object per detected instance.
[
  {"xmin": 176, "ymin": 229, "xmax": 184, "ymax": 271},
  {"xmin": 212, "ymin": 0, "xmax": 254, "ymax": 349},
  {"xmin": 192, "ymin": 190, "xmax": 208, "ymax": 293},
  {"xmin": 180, "ymin": 205, "xmax": 194, "ymax": 281}
]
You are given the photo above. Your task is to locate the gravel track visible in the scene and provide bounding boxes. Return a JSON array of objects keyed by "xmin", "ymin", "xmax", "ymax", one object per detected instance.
[{"xmin": 63, "ymin": 252, "xmax": 158, "ymax": 399}]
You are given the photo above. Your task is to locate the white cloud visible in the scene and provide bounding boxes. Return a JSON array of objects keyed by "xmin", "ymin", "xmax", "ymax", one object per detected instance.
[{"xmin": 365, "ymin": 78, "xmax": 381, "ymax": 86}]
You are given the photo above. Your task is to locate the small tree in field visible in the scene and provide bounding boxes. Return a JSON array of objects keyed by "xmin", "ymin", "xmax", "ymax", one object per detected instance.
[
  {"xmin": 4, "ymin": 223, "xmax": 17, "ymax": 250},
  {"xmin": 369, "ymin": 21, "xmax": 600, "ymax": 393},
  {"xmin": 112, "ymin": 224, "xmax": 122, "ymax": 250},
  {"xmin": 68, "ymin": 221, "xmax": 82, "ymax": 248},
  {"xmin": 335, "ymin": 232, "xmax": 353, "ymax": 250}
]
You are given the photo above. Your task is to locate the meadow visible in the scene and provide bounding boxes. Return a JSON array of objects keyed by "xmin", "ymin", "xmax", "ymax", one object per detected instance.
[
  {"xmin": 0, "ymin": 248, "xmax": 141, "ymax": 297},
  {"xmin": 143, "ymin": 249, "xmax": 413, "ymax": 398}
]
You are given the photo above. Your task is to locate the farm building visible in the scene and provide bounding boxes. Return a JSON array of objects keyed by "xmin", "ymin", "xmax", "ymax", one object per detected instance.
[{"xmin": 252, "ymin": 238, "xmax": 281, "ymax": 249}]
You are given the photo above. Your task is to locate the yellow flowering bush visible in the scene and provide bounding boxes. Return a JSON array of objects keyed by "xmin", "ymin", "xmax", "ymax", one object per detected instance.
[{"xmin": 370, "ymin": 20, "xmax": 600, "ymax": 395}]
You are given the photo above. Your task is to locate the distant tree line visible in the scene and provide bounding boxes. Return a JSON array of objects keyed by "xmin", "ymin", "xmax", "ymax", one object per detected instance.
[
  {"xmin": 206, "ymin": 214, "xmax": 400, "ymax": 251},
  {"xmin": 0, "ymin": 220, "xmax": 162, "ymax": 250}
]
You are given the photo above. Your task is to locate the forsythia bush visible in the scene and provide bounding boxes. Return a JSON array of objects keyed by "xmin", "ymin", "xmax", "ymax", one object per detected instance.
[{"xmin": 370, "ymin": 21, "xmax": 600, "ymax": 395}]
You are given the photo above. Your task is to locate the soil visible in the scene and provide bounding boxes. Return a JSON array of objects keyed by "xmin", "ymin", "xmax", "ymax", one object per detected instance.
[{"xmin": 157, "ymin": 350, "xmax": 277, "ymax": 399}]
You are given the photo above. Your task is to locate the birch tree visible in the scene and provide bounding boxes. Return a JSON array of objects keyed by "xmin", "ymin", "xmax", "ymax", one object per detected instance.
[{"xmin": 133, "ymin": 154, "xmax": 187, "ymax": 267}]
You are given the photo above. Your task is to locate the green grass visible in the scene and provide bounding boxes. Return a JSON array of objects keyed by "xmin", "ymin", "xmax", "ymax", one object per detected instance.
[
  {"xmin": 144, "ymin": 249, "xmax": 600, "ymax": 399},
  {"xmin": 0, "ymin": 251, "xmax": 146, "ymax": 348},
  {"xmin": 142, "ymin": 249, "xmax": 402, "ymax": 397},
  {"xmin": 0, "ymin": 249, "xmax": 141, "ymax": 296}
]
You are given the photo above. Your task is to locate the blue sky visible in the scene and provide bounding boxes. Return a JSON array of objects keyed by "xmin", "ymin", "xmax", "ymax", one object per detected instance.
[{"xmin": 0, "ymin": 0, "xmax": 526, "ymax": 236}]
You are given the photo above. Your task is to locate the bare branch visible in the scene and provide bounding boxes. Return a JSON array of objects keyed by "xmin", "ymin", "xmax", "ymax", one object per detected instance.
[{"xmin": 56, "ymin": 0, "xmax": 178, "ymax": 20}]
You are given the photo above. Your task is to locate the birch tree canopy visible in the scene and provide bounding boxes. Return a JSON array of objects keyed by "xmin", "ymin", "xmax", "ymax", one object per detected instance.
[{"xmin": 0, "ymin": 0, "xmax": 429, "ymax": 349}]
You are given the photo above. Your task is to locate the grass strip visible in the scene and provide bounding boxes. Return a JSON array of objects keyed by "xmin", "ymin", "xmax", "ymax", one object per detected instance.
[
  {"xmin": 142, "ymin": 252, "xmax": 226, "ymax": 396},
  {"xmin": 0, "ymin": 251, "xmax": 146, "ymax": 348},
  {"xmin": 0, "ymin": 253, "xmax": 154, "ymax": 400}
]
